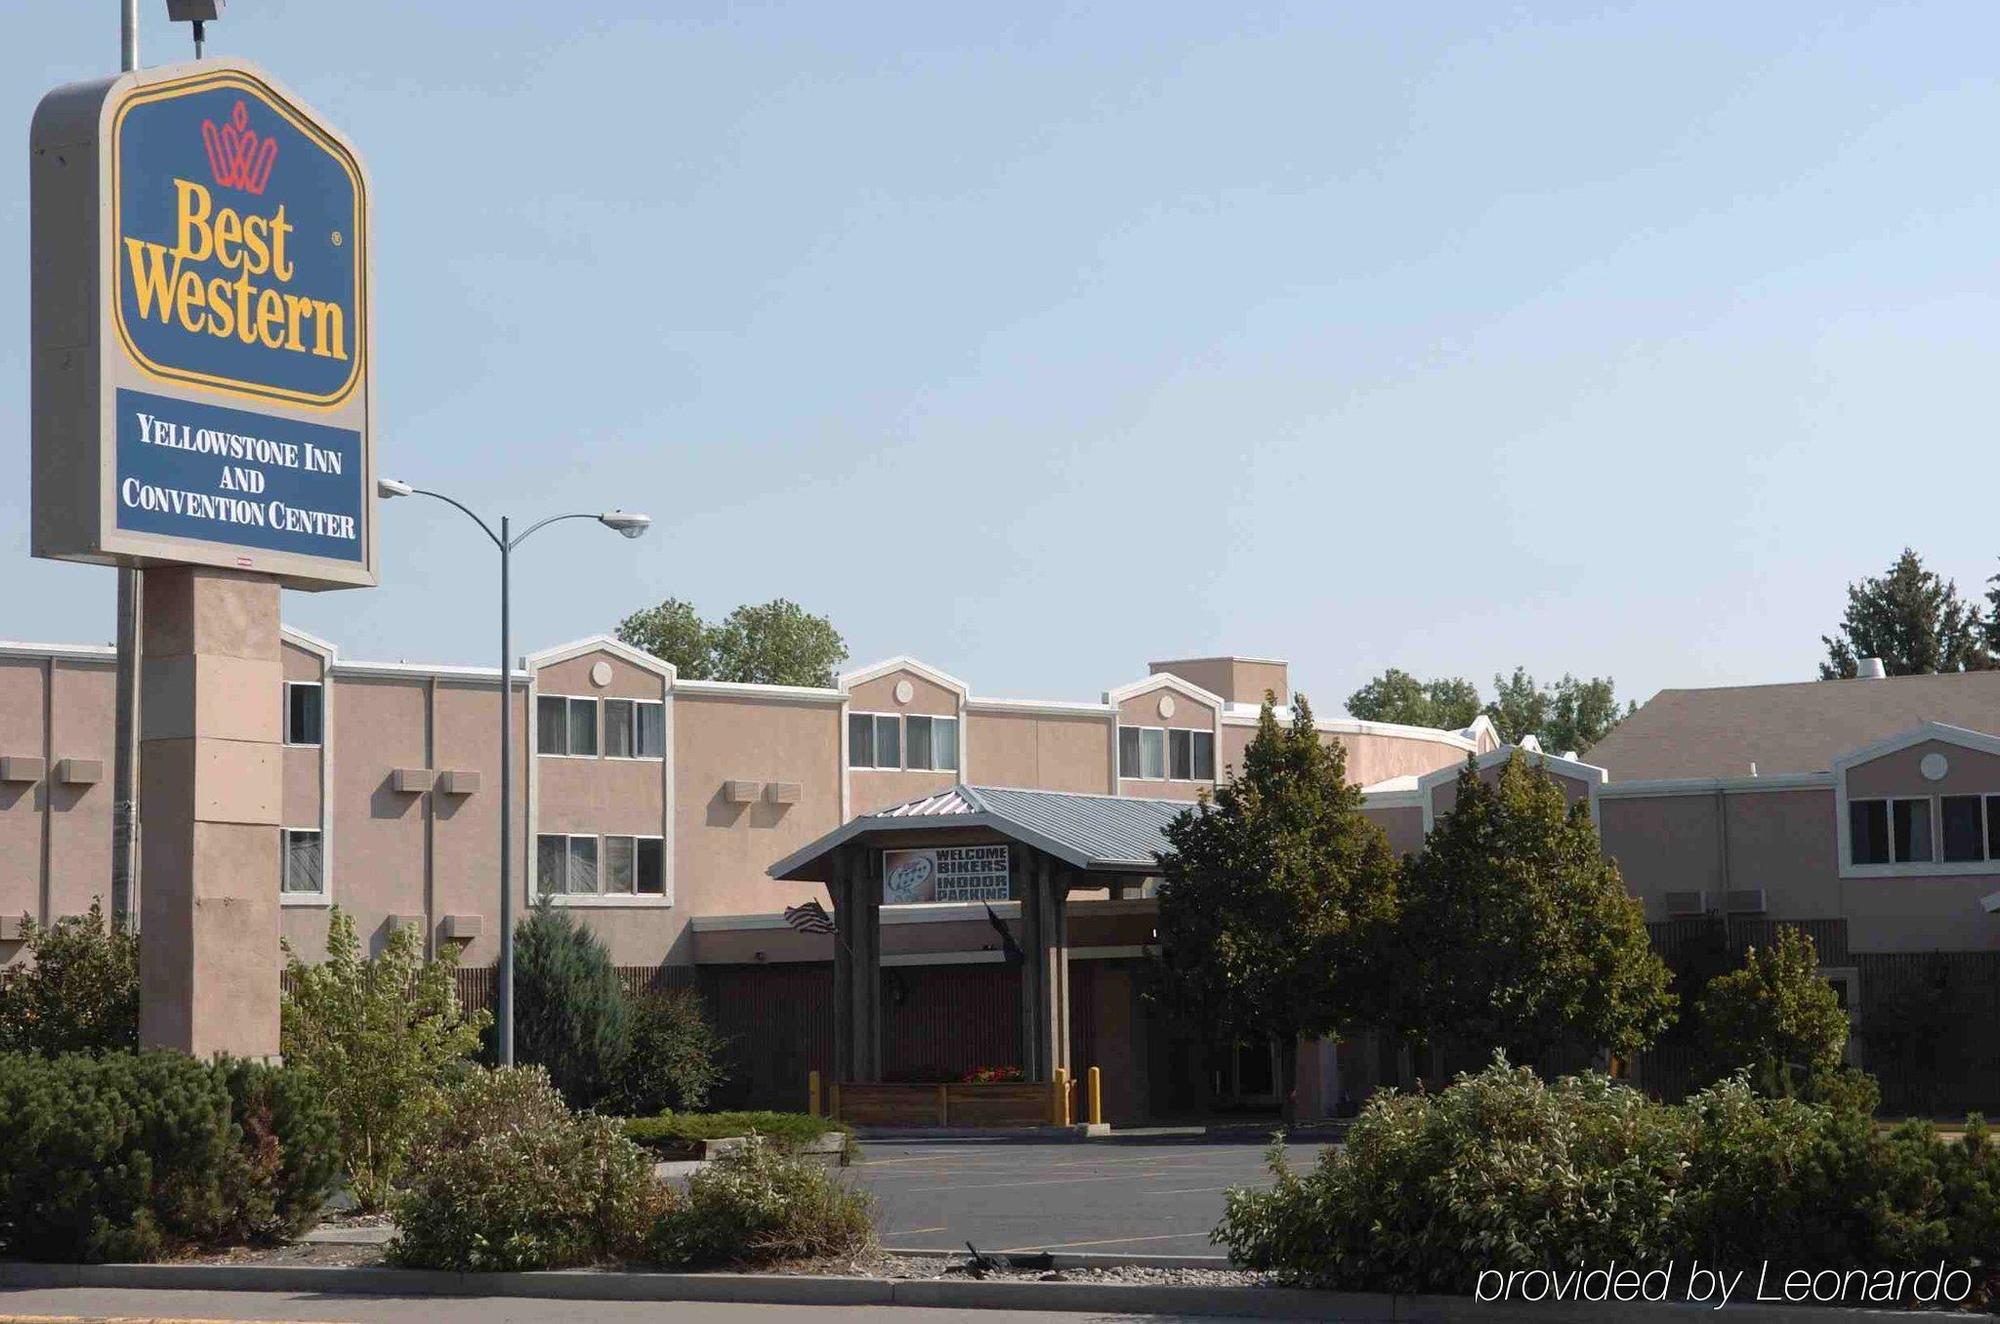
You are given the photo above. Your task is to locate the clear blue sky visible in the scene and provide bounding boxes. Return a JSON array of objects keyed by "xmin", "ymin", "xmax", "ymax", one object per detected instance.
[{"xmin": 5, "ymin": 3, "xmax": 1996, "ymax": 711}]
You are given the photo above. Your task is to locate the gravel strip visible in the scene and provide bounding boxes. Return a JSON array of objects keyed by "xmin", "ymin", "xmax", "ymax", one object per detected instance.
[{"xmin": 873, "ymin": 1252, "xmax": 1270, "ymax": 1288}]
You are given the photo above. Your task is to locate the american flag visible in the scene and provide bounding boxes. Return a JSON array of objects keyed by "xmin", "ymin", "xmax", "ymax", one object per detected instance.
[{"xmin": 783, "ymin": 900, "xmax": 837, "ymax": 936}]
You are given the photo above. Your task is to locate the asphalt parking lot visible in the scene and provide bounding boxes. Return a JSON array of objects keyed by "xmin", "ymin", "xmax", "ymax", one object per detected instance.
[{"xmin": 850, "ymin": 1139, "xmax": 1317, "ymax": 1257}]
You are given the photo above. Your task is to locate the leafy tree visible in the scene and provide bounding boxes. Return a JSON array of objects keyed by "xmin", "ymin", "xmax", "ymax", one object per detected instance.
[
  {"xmin": 1483, "ymin": 668, "xmax": 1632, "ymax": 754},
  {"xmin": 710, "ymin": 599, "xmax": 848, "ymax": 687},
  {"xmin": 617, "ymin": 596, "xmax": 848, "ymax": 687},
  {"xmin": 1344, "ymin": 668, "xmax": 1481, "ymax": 729},
  {"xmin": 514, "ymin": 904, "xmax": 631, "ymax": 1109},
  {"xmin": 1821, "ymin": 547, "xmax": 1989, "ymax": 678},
  {"xmin": 280, "ymin": 907, "xmax": 489, "ymax": 1210},
  {"xmin": 616, "ymin": 597, "xmax": 714, "ymax": 679},
  {"xmin": 608, "ymin": 986, "xmax": 728, "ymax": 1115},
  {"xmin": 1541, "ymin": 674, "xmax": 1636, "ymax": 755},
  {"xmin": 1384, "ymin": 753, "xmax": 1676, "ymax": 1063},
  {"xmin": 1697, "ymin": 926, "xmax": 1849, "ymax": 1098},
  {"xmin": 0, "ymin": 898, "xmax": 139, "ymax": 1057},
  {"xmin": 1152, "ymin": 695, "xmax": 1399, "ymax": 1119}
]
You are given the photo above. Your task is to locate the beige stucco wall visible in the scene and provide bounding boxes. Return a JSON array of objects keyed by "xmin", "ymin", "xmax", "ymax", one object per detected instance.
[
  {"xmin": 1364, "ymin": 803, "xmax": 1426, "ymax": 858},
  {"xmin": 964, "ymin": 709, "xmax": 1113, "ymax": 793},
  {"xmin": 1116, "ymin": 682, "xmax": 1217, "ymax": 800},
  {"xmin": 675, "ymin": 691, "xmax": 841, "ymax": 923},
  {"xmin": 1847, "ymin": 738, "xmax": 2000, "ymax": 799},
  {"xmin": 1340, "ymin": 731, "xmax": 1470, "ymax": 786},
  {"xmin": 2, "ymin": 656, "xmax": 121, "ymax": 964},
  {"xmin": 1149, "ymin": 657, "xmax": 1288, "ymax": 706}
]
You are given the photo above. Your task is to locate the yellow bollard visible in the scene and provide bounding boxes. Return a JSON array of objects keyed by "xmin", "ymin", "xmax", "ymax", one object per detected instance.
[
  {"xmin": 1087, "ymin": 1065, "xmax": 1103, "ymax": 1126},
  {"xmin": 809, "ymin": 1070, "xmax": 821, "ymax": 1118}
]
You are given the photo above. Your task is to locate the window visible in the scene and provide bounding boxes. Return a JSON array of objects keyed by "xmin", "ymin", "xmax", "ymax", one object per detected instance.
[
  {"xmin": 906, "ymin": 716, "xmax": 959, "ymax": 772},
  {"xmin": 603, "ymin": 835, "xmax": 666, "ymax": 894},
  {"xmin": 284, "ymin": 682, "xmax": 322, "ymax": 746},
  {"xmin": 604, "ymin": 700, "xmax": 666, "ymax": 759},
  {"xmin": 281, "ymin": 828, "xmax": 323, "ymax": 894},
  {"xmin": 1942, "ymin": 795, "xmax": 1985, "ymax": 863},
  {"xmin": 848, "ymin": 713, "xmax": 903, "ymax": 769},
  {"xmin": 537, "ymin": 696, "xmax": 599, "ymax": 756},
  {"xmin": 1893, "ymin": 798, "xmax": 1933, "ymax": 863},
  {"xmin": 1124, "ymin": 726, "xmax": 1207, "ymax": 780},
  {"xmin": 536, "ymin": 833, "xmax": 601, "ymax": 895},
  {"xmin": 1168, "ymin": 729, "xmax": 1216, "ymax": 781},
  {"xmin": 538, "ymin": 833, "xmax": 662, "ymax": 898},
  {"xmin": 1851, "ymin": 796, "xmax": 1934, "ymax": 864}
]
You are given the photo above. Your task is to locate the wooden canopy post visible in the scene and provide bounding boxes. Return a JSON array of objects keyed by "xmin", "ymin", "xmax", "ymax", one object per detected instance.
[{"xmin": 830, "ymin": 844, "xmax": 884, "ymax": 1084}]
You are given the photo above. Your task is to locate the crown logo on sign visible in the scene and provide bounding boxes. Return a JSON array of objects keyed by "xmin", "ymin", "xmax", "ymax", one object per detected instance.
[{"xmin": 200, "ymin": 100, "xmax": 278, "ymax": 195}]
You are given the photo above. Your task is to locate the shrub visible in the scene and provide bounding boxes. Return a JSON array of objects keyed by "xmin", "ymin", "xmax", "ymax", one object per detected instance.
[
  {"xmin": 281, "ymin": 906, "xmax": 488, "ymax": 1211},
  {"xmin": 388, "ymin": 1066, "xmax": 663, "ymax": 1273},
  {"xmin": 1217, "ymin": 1057, "xmax": 1998, "ymax": 1299},
  {"xmin": 512, "ymin": 904, "xmax": 629, "ymax": 1109},
  {"xmin": 622, "ymin": 1112, "xmax": 851, "ymax": 1159},
  {"xmin": 0, "ymin": 1051, "xmax": 338, "ymax": 1262},
  {"xmin": 0, "ymin": 899, "xmax": 139, "ymax": 1057},
  {"xmin": 1218, "ymin": 1057, "xmax": 1685, "ymax": 1292},
  {"xmin": 1696, "ymin": 926, "xmax": 1849, "ymax": 1097},
  {"xmin": 606, "ymin": 986, "xmax": 726, "ymax": 1115},
  {"xmin": 648, "ymin": 1137, "xmax": 875, "ymax": 1269}
]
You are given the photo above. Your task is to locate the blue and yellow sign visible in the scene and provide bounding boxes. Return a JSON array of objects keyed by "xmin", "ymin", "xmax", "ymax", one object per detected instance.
[
  {"xmin": 113, "ymin": 68, "xmax": 366, "ymax": 408},
  {"xmin": 31, "ymin": 59, "xmax": 375, "ymax": 589}
]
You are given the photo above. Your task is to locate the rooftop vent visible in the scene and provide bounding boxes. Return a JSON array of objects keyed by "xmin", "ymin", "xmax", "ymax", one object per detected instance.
[{"xmin": 1856, "ymin": 658, "xmax": 1886, "ymax": 679}]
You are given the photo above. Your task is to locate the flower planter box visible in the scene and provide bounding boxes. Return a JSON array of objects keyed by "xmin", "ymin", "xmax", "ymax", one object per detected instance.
[{"xmin": 832, "ymin": 1080, "xmax": 1069, "ymax": 1129}]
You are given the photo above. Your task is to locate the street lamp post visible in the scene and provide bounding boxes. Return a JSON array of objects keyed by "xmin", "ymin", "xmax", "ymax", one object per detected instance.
[{"xmin": 377, "ymin": 478, "xmax": 650, "ymax": 1065}]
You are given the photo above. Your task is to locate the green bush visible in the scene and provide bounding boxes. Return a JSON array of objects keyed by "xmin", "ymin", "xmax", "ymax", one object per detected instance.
[
  {"xmin": 1696, "ymin": 926, "xmax": 1850, "ymax": 1097},
  {"xmin": 1217, "ymin": 1057, "xmax": 2000, "ymax": 1297},
  {"xmin": 0, "ymin": 1051, "xmax": 338, "ymax": 1262},
  {"xmin": 607, "ymin": 986, "xmax": 727, "ymax": 1115},
  {"xmin": 648, "ymin": 1137, "xmax": 875, "ymax": 1269},
  {"xmin": 387, "ymin": 1066, "xmax": 662, "ymax": 1273},
  {"xmin": 622, "ymin": 1111, "xmax": 851, "ymax": 1158},
  {"xmin": 512, "ymin": 905, "xmax": 629, "ymax": 1109},
  {"xmin": 0, "ymin": 899, "xmax": 139, "ymax": 1057},
  {"xmin": 281, "ymin": 906, "xmax": 488, "ymax": 1211}
]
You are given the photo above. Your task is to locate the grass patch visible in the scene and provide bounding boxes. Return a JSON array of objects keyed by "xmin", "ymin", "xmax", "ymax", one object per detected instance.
[{"xmin": 622, "ymin": 1111, "xmax": 854, "ymax": 1160}]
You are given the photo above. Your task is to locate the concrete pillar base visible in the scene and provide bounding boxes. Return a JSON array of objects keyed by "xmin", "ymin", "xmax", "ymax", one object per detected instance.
[{"xmin": 136, "ymin": 566, "xmax": 283, "ymax": 1059}]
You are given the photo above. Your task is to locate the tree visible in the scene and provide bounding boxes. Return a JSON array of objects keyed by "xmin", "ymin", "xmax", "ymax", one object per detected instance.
[
  {"xmin": 1483, "ymin": 669, "xmax": 1631, "ymax": 754},
  {"xmin": 607, "ymin": 986, "xmax": 728, "ymax": 1115},
  {"xmin": 513, "ymin": 904, "xmax": 631, "ymax": 1109},
  {"xmin": 616, "ymin": 597, "xmax": 714, "ymax": 679},
  {"xmin": 1821, "ymin": 548, "xmax": 1989, "ymax": 678},
  {"xmin": 1344, "ymin": 668, "xmax": 1481, "ymax": 729},
  {"xmin": 1541, "ymin": 674, "xmax": 1635, "ymax": 755},
  {"xmin": 616, "ymin": 596, "xmax": 848, "ymax": 687},
  {"xmin": 280, "ymin": 907, "xmax": 489, "ymax": 1210},
  {"xmin": 1383, "ymin": 753, "xmax": 1676, "ymax": 1064},
  {"xmin": 0, "ymin": 898, "xmax": 138, "ymax": 1057},
  {"xmin": 1697, "ymin": 926, "xmax": 1849, "ymax": 1098},
  {"xmin": 710, "ymin": 599, "xmax": 848, "ymax": 687},
  {"xmin": 1152, "ymin": 694, "xmax": 1400, "ymax": 1120}
]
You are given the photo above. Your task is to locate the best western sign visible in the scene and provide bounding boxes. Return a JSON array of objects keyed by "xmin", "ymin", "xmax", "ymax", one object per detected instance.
[{"xmin": 32, "ymin": 60, "xmax": 374, "ymax": 588}]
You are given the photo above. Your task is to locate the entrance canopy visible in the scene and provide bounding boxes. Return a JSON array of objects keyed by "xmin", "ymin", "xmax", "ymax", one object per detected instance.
[
  {"xmin": 768, "ymin": 785, "xmax": 1193, "ymax": 1087},
  {"xmin": 768, "ymin": 784, "xmax": 1192, "ymax": 882}
]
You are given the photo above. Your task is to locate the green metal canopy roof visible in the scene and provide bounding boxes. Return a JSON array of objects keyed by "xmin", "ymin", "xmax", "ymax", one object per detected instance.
[{"xmin": 766, "ymin": 784, "xmax": 1196, "ymax": 881}]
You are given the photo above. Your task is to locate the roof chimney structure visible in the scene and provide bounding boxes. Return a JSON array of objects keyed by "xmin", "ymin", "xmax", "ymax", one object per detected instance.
[{"xmin": 1856, "ymin": 658, "xmax": 1887, "ymax": 679}]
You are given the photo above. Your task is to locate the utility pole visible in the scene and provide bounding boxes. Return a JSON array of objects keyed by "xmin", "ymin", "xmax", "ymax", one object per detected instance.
[{"xmin": 111, "ymin": 0, "xmax": 142, "ymax": 933}]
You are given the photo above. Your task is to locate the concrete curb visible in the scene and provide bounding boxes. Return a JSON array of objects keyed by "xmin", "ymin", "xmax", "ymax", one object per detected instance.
[{"xmin": 0, "ymin": 1261, "xmax": 1962, "ymax": 1320}]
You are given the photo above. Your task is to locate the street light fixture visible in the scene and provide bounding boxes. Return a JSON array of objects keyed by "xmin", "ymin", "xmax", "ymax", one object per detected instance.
[{"xmin": 377, "ymin": 478, "xmax": 652, "ymax": 1066}]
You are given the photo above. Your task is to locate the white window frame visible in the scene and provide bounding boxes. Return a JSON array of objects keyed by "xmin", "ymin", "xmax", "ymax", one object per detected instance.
[
  {"xmin": 536, "ymin": 831, "xmax": 672, "ymax": 906},
  {"xmin": 283, "ymin": 681, "xmax": 323, "ymax": 748},
  {"xmin": 905, "ymin": 714, "xmax": 960, "ymax": 772},
  {"xmin": 602, "ymin": 698, "xmax": 667, "ymax": 761},
  {"xmin": 280, "ymin": 827, "xmax": 325, "ymax": 899},
  {"xmin": 1935, "ymin": 792, "xmax": 2000, "ymax": 865},
  {"xmin": 848, "ymin": 712, "xmax": 904, "ymax": 770},
  {"xmin": 1122, "ymin": 725, "xmax": 1214, "ymax": 782},
  {"xmin": 537, "ymin": 695, "xmax": 600, "ymax": 758}
]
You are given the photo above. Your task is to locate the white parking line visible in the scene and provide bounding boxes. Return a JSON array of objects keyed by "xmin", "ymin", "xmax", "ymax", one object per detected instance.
[{"xmin": 998, "ymin": 1231, "xmax": 1216, "ymax": 1251}]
